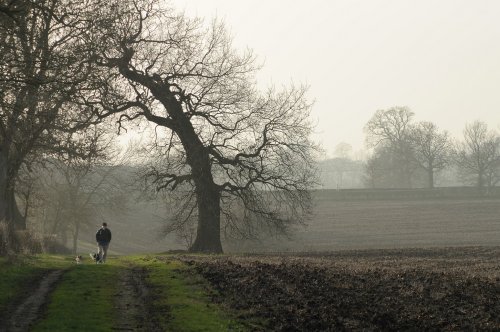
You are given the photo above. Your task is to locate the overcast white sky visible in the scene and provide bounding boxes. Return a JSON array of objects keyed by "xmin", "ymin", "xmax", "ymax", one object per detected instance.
[{"xmin": 173, "ymin": 0, "xmax": 500, "ymax": 157}]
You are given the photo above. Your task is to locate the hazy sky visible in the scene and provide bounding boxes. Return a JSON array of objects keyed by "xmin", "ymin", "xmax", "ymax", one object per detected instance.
[{"xmin": 172, "ymin": 0, "xmax": 500, "ymax": 157}]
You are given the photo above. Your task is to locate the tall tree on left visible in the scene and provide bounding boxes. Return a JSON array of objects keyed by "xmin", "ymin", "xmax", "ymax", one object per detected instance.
[{"xmin": 0, "ymin": 0, "xmax": 99, "ymax": 229}]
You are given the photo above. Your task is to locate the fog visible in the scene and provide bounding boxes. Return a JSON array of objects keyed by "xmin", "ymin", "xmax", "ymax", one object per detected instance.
[
  {"xmin": 3, "ymin": 2, "xmax": 500, "ymax": 330},
  {"xmin": 174, "ymin": 0, "xmax": 500, "ymax": 155},
  {"xmin": 2, "ymin": 0, "xmax": 500, "ymax": 256}
]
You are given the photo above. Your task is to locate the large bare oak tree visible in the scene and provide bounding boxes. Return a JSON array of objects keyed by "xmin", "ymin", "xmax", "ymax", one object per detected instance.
[{"xmin": 91, "ymin": 0, "xmax": 317, "ymax": 253}]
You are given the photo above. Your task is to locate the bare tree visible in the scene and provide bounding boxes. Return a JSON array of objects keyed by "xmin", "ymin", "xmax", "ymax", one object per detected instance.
[
  {"xmin": 319, "ymin": 157, "xmax": 363, "ymax": 189},
  {"xmin": 334, "ymin": 142, "xmax": 353, "ymax": 159},
  {"xmin": 364, "ymin": 144, "xmax": 412, "ymax": 188},
  {"xmin": 455, "ymin": 121, "xmax": 500, "ymax": 188},
  {"xmin": 409, "ymin": 122, "xmax": 452, "ymax": 188},
  {"xmin": 365, "ymin": 107, "xmax": 414, "ymax": 147},
  {"xmin": 0, "ymin": 0, "xmax": 100, "ymax": 229},
  {"xmin": 364, "ymin": 156, "xmax": 378, "ymax": 189},
  {"xmin": 89, "ymin": 0, "xmax": 317, "ymax": 253},
  {"xmin": 364, "ymin": 107, "xmax": 416, "ymax": 187},
  {"xmin": 33, "ymin": 127, "xmax": 128, "ymax": 253}
]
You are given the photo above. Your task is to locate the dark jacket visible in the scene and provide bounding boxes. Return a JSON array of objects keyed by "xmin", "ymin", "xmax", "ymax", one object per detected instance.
[{"xmin": 96, "ymin": 228, "xmax": 112, "ymax": 244}]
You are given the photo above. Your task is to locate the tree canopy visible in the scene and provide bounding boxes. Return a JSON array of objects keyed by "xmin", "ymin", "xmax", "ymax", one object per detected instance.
[
  {"xmin": 0, "ymin": 0, "xmax": 103, "ymax": 228},
  {"xmin": 83, "ymin": 0, "xmax": 317, "ymax": 252}
]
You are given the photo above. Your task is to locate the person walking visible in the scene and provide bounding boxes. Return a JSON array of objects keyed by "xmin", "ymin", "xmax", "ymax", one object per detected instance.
[{"xmin": 95, "ymin": 222, "xmax": 112, "ymax": 263}]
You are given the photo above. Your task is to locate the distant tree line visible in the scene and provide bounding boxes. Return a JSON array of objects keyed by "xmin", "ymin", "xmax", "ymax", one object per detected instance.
[
  {"xmin": 320, "ymin": 107, "xmax": 500, "ymax": 190},
  {"xmin": 363, "ymin": 107, "xmax": 500, "ymax": 189}
]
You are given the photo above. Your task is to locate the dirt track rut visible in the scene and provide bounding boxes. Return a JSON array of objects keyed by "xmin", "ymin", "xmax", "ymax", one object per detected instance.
[
  {"xmin": 113, "ymin": 266, "xmax": 163, "ymax": 331},
  {"xmin": 2, "ymin": 270, "xmax": 64, "ymax": 332}
]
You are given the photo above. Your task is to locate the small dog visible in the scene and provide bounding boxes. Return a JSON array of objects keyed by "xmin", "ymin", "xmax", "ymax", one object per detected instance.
[
  {"xmin": 89, "ymin": 253, "xmax": 100, "ymax": 264},
  {"xmin": 75, "ymin": 255, "xmax": 83, "ymax": 264}
]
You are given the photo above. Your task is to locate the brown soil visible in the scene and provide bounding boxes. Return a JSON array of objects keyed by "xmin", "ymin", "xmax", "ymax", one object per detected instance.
[
  {"xmin": 1, "ymin": 270, "xmax": 64, "ymax": 332},
  {"xmin": 178, "ymin": 247, "xmax": 500, "ymax": 331},
  {"xmin": 113, "ymin": 266, "xmax": 165, "ymax": 331}
]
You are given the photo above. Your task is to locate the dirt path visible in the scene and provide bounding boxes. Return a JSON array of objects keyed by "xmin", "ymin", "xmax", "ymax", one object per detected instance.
[
  {"xmin": 113, "ymin": 266, "xmax": 164, "ymax": 331},
  {"xmin": 1, "ymin": 270, "xmax": 64, "ymax": 332}
]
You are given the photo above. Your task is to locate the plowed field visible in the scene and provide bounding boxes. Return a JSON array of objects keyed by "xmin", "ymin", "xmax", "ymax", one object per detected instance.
[
  {"xmin": 226, "ymin": 197, "xmax": 500, "ymax": 252},
  {"xmin": 178, "ymin": 247, "xmax": 500, "ymax": 331}
]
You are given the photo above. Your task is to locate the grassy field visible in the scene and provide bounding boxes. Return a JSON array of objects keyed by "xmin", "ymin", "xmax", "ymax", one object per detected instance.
[{"xmin": 226, "ymin": 195, "xmax": 500, "ymax": 252}]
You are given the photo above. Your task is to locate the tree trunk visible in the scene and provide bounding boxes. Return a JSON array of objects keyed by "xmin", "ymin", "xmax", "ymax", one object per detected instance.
[
  {"xmin": 0, "ymin": 150, "xmax": 7, "ymax": 223},
  {"xmin": 190, "ymin": 186, "xmax": 222, "ymax": 253},
  {"xmin": 478, "ymin": 171, "xmax": 484, "ymax": 188},
  {"xmin": 175, "ymin": 112, "xmax": 223, "ymax": 253},
  {"xmin": 6, "ymin": 188, "xmax": 25, "ymax": 229},
  {"xmin": 22, "ymin": 191, "xmax": 30, "ymax": 227},
  {"xmin": 117, "ymin": 64, "xmax": 224, "ymax": 253},
  {"xmin": 428, "ymin": 168, "xmax": 434, "ymax": 188},
  {"xmin": 0, "ymin": 151, "xmax": 25, "ymax": 229},
  {"xmin": 50, "ymin": 204, "xmax": 63, "ymax": 235},
  {"xmin": 183, "ymin": 134, "xmax": 222, "ymax": 253},
  {"xmin": 72, "ymin": 220, "xmax": 80, "ymax": 254},
  {"xmin": 0, "ymin": 180, "xmax": 25, "ymax": 230}
]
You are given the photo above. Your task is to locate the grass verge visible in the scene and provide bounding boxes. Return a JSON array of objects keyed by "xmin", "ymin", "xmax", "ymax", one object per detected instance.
[
  {"xmin": 132, "ymin": 255, "xmax": 247, "ymax": 332},
  {"xmin": 32, "ymin": 256, "xmax": 122, "ymax": 332},
  {"xmin": 2, "ymin": 254, "xmax": 247, "ymax": 331},
  {"xmin": 0, "ymin": 255, "xmax": 69, "ymax": 317}
]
